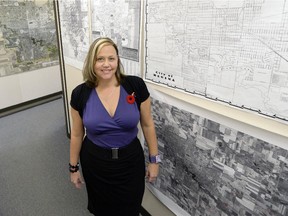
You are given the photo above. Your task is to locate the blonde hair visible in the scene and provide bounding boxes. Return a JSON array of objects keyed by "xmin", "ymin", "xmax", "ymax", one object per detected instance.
[{"xmin": 82, "ymin": 37, "xmax": 125, "ymax": 87}]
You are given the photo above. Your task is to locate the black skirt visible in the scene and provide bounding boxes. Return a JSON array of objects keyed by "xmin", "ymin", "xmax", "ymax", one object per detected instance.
[{"xmin": 80, "ymin": 136, "xmax": 145, "ymax": 216}]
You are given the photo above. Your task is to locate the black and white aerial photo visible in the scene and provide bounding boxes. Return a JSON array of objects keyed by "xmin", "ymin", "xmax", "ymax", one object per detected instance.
[
  {"xmin": 145, "ymin": 94, "xmax": 288, "ymax": 216},
  {"xmin": 0, "ymin": 0, "xmax": 59, "ymax": 77}
]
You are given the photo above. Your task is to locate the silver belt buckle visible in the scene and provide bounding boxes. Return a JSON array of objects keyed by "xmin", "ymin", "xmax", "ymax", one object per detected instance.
[{"xmin": 111, "ymin": 148, "xmax": 119, "ymax": 159}]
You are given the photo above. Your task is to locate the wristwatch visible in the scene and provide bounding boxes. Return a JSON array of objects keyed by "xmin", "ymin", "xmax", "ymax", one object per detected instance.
[{"xmin": 149, "ymin": 154, "xmax": 161, "ymax": 163}]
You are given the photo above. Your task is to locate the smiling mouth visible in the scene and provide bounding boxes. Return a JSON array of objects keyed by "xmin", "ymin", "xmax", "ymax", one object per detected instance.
[{"xmin": 102, "ymin": 69, "xmax": 111, "ymax": 73}]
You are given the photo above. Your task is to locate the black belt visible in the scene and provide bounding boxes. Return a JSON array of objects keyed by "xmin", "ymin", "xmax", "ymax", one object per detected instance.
[{"xmin": 84, "ymin": 136, "xmax": 139, "ymax": 160}]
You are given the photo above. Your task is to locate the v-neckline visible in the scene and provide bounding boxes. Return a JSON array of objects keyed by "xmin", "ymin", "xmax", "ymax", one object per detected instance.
[{"xmin": 95, "ymin": 86, "xmax": 121, "ymax": 118}]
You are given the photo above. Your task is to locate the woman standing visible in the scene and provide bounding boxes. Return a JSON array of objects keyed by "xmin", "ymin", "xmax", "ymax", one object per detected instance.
[{"xmin": 69, "ymin": 37, "xmax": 160, "ymax": 216}]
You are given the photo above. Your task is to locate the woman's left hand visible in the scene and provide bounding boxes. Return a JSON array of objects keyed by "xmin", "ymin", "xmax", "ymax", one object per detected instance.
[{"xmin": 146, "ymin": 163, "xmax": 159, "ymax": 182}]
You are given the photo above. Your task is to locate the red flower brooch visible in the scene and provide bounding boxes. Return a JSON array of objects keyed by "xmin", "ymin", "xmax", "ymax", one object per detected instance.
[{"xmin": 126, "ymin": 92, "xmax": 135, "ymax": 104}]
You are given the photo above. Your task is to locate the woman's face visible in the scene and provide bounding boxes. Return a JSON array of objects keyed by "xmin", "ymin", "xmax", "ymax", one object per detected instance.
[{"xmin": 94, "ymin": 45, "xmax": 118, "ymax": 82}]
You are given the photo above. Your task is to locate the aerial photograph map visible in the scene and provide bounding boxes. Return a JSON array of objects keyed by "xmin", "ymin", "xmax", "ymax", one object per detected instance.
[{"xmin": 0, "ymin": 0, "xmax": 58, "ymax": 77}]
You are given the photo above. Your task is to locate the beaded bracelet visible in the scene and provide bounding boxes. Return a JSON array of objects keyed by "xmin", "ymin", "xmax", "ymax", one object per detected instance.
[{"xmin": 69, "ymin": 162, "xmax": 80, "ymax": 173}]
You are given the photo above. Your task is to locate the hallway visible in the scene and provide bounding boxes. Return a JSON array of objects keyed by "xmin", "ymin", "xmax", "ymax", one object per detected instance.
[{"xmin": 0, "ymin": 99, "xmax": 91, "ymax": 216}]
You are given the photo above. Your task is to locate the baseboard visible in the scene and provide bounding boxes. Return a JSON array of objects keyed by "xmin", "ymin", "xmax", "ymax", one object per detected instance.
[
  {"xmin": 140, "ymin": 206, "xmax": 152, "ymax": 216},
  {"xmin": 0, "ymin": 92, "xmax": 63, "ymax": 118}
]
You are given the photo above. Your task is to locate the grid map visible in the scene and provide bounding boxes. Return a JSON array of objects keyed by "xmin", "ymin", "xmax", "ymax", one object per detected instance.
[
  {"xmin": 58, "ymin": 0, "xmax": 141, "ymax": 75},
  {"xmin": 145, "ymin": 0, "xmax": 288, "ymax": 121}
]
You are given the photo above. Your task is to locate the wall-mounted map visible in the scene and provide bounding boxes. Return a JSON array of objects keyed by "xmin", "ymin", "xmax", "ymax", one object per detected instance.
[
  {"xmin": 145, "ymin": 0, "xmax": 288, "ymax": 121},
  {"xmin": 91, "ymin": 0, "xmax": 142, "ymax": 75},
  {"xmin": 58, "ymin": 0, "xmax": 90, "ymax": 70},
  {"xmin": 145, "ymin": 90, "xmax": 288, "ymax": 216},
  {"xmin": 91, "ymin": 0, "xmax": 141, "ymax": 62},
  {"xmin": 0, "ymin": 0, "xmax": 59, "ymax": 77},
  {"xmin": 58, "ymin": 0, "xmax": 142, "ymax": 75}
]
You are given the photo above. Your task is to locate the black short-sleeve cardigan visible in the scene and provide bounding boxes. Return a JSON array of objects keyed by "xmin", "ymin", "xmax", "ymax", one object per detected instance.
[{"xmin": 70, "ymin": 75, "xmax": 150, "ymax": 118}]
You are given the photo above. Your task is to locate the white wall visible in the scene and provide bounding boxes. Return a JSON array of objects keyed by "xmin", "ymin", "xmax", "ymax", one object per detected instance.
[
  {"xmin": 0, "ymin": 65, "xmax": 62, "ymax": 109},
  {"xmin": 147, "ymin": 82, "xmax": 288, "ymax": 146}
]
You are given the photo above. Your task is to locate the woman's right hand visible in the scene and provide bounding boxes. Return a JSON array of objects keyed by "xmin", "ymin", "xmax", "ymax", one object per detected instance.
[{"xmin": 70, "ymin": 171, "xmax": 85, "ymax": 189}]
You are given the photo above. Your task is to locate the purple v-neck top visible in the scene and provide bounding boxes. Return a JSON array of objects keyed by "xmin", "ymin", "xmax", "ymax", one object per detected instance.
[{"xmin": 83, "ymin": 86, "xmax": 140, "ymax": 148}]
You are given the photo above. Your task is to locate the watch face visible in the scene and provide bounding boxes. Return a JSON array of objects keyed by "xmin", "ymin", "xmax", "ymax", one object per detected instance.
[{"xmin": 156, "ymin": 155, "xmax": 161, "ymax": 163}]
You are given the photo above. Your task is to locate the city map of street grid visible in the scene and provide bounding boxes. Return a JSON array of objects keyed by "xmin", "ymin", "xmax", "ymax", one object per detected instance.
[
  {"xmin": 145, "ymin": 0, "xmax": 288, "ymax": 121},
  {"xmin": 58, "ymin": 0, "xmax": 141, "ymax": 75},
  {"xmin": 91, "ymin": 0, "xmax": 141, "ymax": 62},
  {"xmin": 90, "ymin": 0, "xmax": 142, "ymax": 76},
  {"xmin": 58, "ymin": 0, "xmax": 90, "ymax": 69}
]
